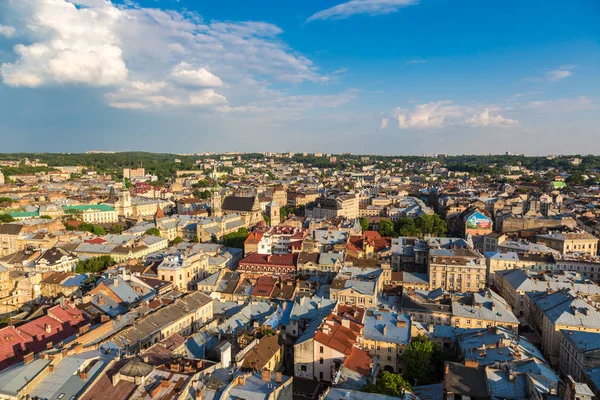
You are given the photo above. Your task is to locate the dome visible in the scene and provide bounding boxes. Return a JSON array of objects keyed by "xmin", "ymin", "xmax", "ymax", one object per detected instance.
[{"xmin": 120, "ymin": 360, "xmax": 153, "ymax": 378}]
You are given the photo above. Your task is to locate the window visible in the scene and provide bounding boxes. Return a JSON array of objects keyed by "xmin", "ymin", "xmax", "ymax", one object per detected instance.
[
  {"xmin": 301, "ymin": 365, "xmax": 307, "ymax": 372},
  {"xmin": 387, "ymin": 356, "xmax": 392, "ymax": 361},
  {"xmin": 320, "ymin": 358, "xmax": 324, "ymax": 364},
  {"xmin": 319, "ymin": 372, "xmax": 324, "ymax": 380},
  {"xmin": 320, "ymin": 346, "xmax": 324, "ymax": 353},
  {"xmin": 388, "ymin": 347, "xmax": 392, "ymax": 353}
]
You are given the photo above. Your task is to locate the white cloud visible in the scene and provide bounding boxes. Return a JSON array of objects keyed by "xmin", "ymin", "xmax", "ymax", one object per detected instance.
[
  {"xmin": 406, "ymin": 58, "xmax": 427, "ymax": 64},
  {"xmin": 1, "ymin": 0, "xmax": 127, "ymax": 87},
  {"xmin": 188, "ymin": 89, "xmax": 227, "ymax": 106},
  {"xmin": 387, "ymin": 101, "xmax": 518, "ymax": 129},
  {"xmin": 380, "ymin": 117, "xmax": 389, "ymax": 129},
  {"xmin": 2, "ymin": 0, "xmax": 340, "ymax": 114},
  {"xmin": 525, "ymin": 65, "xmax": 575, "ymax": 83},
  {"xmin": 307, "ymin": 0, "xmax": 418, "ymax": 22},
  {"xmin": 170, "ymin": 62, "xmax": 223, "ymax": 87},
  {"xmin": 464, "ymin": 108, "xmax": 518, "ymax": 127},
  {"xmin": 523, "ymin": 96, "xmax": 597, "ymax": 112},
  {"xmin": 0, "ymin": 25, "xmax": 16, "ymax": 37},
  {"xmin": 546, "ymin": 69, "xmax": 572, "ymax": 82}
]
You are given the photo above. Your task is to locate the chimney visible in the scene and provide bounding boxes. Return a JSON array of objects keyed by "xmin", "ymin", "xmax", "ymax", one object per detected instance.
[
  {"xmin": 23, "ymin": 352, "xmax": 34, "ymax": 365},
  {"xmin": 113, "ymin": 277, "xmax": 119, "ymax": 287},
  {"xmin": 80, "ymin": 370, "xmax": 87, "ymax": 380},
  {"xmin": 341, "ymin": 319, "xmax": 350, "ymax": 329},
  {"xmin": 376, "ymin": 314, "xmax": 382, "ymax": 321},
  {"xmin": 261, "ymin": 370, "xmax": 271, "ymax": 382},
  {"xmin": 275, "ymin": 372, "xmax": 283, "ymax": 383},
  {"xmin": 49, "ymin": 364, "xmax": 55, "ymax": 373},
  {"xmin": 397, "ymin": 320, "xmax": 407, "ymax": 328},
  {"xmin": 382, "ymin": 325, "xmax": 387, "ymax": 335},
  {"xmin": 45, "ymin": 324, "xmax": 52, "ymax": 334},
  {"xmin": 238, "ymin": 375, "xmax": 247, "ymax": 385}
]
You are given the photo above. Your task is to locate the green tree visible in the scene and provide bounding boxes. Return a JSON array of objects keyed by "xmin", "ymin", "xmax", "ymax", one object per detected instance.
[
  {"xmin": 222, "ymin": 227, "xmax": 249, "ymax": 249},
  {"xmin": 145, "ymin": 228, "xmax": 161, "ymax": 236},
  {"xmin": 194, "ymin": 189, "xmax": 211, "ymax": 199},
  {"xmin": 172, "ymin": 236, "xmax": 184, "ymax": 245},
  {"xmin": 566, "ymin": 171, "xmax": 584, "ymax": 186},
  {"xmin": 359, "ymin": 217, "xmax": 369, "ymax": 232},
  {"xmin": 402, "ymin": 335, "xmax": 445, "ymax": 385},
  {"xmin": 362, "ymin": 371, "xmax": 412, "ymax": 397},
  {"xmin": 0, "ymin": 214, "xmax": 15, "ymax": 223},
  {"xmin": 109, "ymin": 224, "xmax": 123, "ymax": 234},
  {"xmin": 75, "ymin": 256, "xmax": 116, "ymax": 274},
  {"xmin": 92, "ymin": 226, "xmax": 105, "ymax": 236},
  {"xmin": 378, "ymin": 219, "xmax": 396, "ymax": 237}
]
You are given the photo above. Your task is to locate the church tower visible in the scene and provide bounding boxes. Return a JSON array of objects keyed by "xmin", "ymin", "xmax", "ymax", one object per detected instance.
[
  {"xmin": 267, "ymin": 200, "xmax": 280, "ymax": 227},
  {"xmin": 211, "ymin": 183, "xmax": 222, "ymax": 218},
  {"xmin": 119, "ymin": 178, "xmax": 133, "ymax": 218}
]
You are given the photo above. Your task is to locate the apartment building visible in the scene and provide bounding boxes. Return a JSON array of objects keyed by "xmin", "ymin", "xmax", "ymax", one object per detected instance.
[{"xmin": 428, "ymin": 248, "xmax": 486, "ymax": 292}]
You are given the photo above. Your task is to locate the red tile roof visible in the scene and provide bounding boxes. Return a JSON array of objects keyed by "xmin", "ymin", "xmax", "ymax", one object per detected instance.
[
  {"xmin": 314, "ymin": 314, "xmax": 363, "ymax": 356},
  {"xmin": 343, "ymin": 346, "xmax": 372, "ymax": 377},
  {"xmin": 244, "ymin": 231, "xmax": 264, "ymax": 245}
]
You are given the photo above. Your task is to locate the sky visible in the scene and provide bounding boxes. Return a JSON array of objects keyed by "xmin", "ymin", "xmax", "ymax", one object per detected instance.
[{"xmin": 0, "ymin": 0, "xmax": 598, "ymax": 155}]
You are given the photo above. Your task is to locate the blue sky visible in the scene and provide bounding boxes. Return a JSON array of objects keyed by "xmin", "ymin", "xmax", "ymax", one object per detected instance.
[{"xmin": 0, "ymin": 0, "xmax": 598, "ymax": 154}]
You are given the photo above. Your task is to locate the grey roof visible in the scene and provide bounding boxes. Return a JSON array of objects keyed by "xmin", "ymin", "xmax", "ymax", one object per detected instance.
[
  {"xmin": 496, "ymin": 269, "xmax": 600, "ymax": 295},
  {"xmin": 0, "ymin": 359, "xmax": 50, "ymax": 397},
  {"xmin": 290, "ymin": 295, "xmax": 336, "ymax": 321},
  {"xmin": 363, "ymin": 309, "xmax": 410, "ymax": 345},
  {"xmin": 227, "ymin": 372, "xmax": 290, "ymax": 400},
  {"xmin": 29, "ymin": 351, "xmax": 110, "ymax": 400},
  {"xmin": 215, "ymin": 302, "xmax": 275, "ymax": 335},
  {"xmin": 112, "ymin": 291, "xmax": 212, "ymax": 346},
  {"xmin": 325, "ymin": 388, "xmax": 408, "ymax": 400},
  {"xmin": 485, "ymin": 368, "xmax": 528, "ymax": 399},
  {"xmin": 101, "ymin": 276, "xmax": 143, "ymax": 304},
  {"xmin": 561, "ymin": 330, "xmax": 600, "ymax": 352},
  {"xmin": 452, "ymin": 289, "xmax": 519, "ymax": 325}
]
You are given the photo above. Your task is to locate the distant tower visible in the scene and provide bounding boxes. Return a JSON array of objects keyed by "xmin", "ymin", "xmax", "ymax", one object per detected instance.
[
  {"xmin": 211, "ymin": 183, "xmax": 222, "ymax": 218},
  {"xmin": 119, "ymin": 178, "xmax": 133, "ymax": 218},
  {"xmin": 267, "ymin": 200, "xmax": 280, "ymax": 227}
]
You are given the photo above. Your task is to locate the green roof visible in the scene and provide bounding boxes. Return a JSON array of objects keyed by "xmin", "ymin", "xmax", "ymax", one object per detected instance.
[
  {"xmin": 10, "ymin": 210, "xmax": 39, "ymax": 218},
  {"xmin": 552, "ymin": 181, "xmax": 566, "ymax": 189},
  {"xmin": 63, "ymin": 204, "xmax": 115, "ymax": 212}
]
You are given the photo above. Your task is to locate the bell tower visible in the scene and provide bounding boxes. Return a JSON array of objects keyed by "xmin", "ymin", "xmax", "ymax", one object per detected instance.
[
  {"xmin": 211, "ymin": 183, "xmax": 222, "ymax": 218},
  {"xmin": 119, "ymin": 178, "xmax": 133, "ymax": 217},
  {"xmin": 267, "ymin": 200, "xmax": 280, "ymax": 227}
]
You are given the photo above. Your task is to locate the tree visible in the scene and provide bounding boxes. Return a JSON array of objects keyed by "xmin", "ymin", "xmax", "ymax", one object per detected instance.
[
  {"xmin": 359, "ymin": 217, "xmax": 369, "ymax": 232},
  {"xmin": 75, "ymin": 256, "xmax": 116, "ymax": 274},
  {"xmin": 566, "ymin": 171, "xmax": 584, "ymax": 186},
  {"xmin": 378, "ymin": 219, "xmax": 396, "ymax": 237},
  {"xmin": 362, "ymin": 371, "xmax": 412, "ymax": 397},
  {"xmin": 92, "ymin": 226, "xmax": 105, "ymax": 236},
  {"xmin": 194, "ymin": 189, "xmax": 211, "ymax": 199},
  {"xmin": 145, "ymin": 228, "xmax": 161, "ymax": 237},
  {"xmin": 172, "ymin": 236, "xmax": 183, "ymax": 245},
  {"xmin": 402, "ymin": 335, "xmax": 445, "ymax": 385},
  {"xmin": 109, "ymin": 224, "xmax": 123, "ymax": 234},
  {"xmin": 0, "ymin": 214, "xmax": 15, "ymax": 223},
  {"xmin": 222, "ymin": 227, "xmax": 249, "ymax": 249}
]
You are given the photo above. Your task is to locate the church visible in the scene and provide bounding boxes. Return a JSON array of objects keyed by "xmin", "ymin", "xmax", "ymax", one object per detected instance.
[
  {"xmin": 210, "ymin": 185, "xmax": 263, "ymax": 227},
  {"xmin": 105, "ymin": 181, "xmax": 169, "ymax": 220}
]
